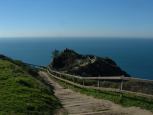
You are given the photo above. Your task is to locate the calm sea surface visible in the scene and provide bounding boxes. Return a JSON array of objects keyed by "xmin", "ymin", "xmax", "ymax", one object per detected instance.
[{"xmin": 0, "ymin": 38, "xmax": 153, "ymax": 79}]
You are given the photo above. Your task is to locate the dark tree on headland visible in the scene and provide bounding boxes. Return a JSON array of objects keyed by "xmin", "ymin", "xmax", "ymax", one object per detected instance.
[{"xmin": 52, "ymin": 49, "xmax": 60, "ymax": 58}]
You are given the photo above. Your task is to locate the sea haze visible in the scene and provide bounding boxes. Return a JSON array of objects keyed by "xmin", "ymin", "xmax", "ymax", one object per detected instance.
[{"xmin": 0, "ymin": 38, "xmax": 153, "ymax": 80}]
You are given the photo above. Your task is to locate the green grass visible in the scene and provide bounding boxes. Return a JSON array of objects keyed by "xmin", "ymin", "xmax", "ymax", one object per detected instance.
[
  {"xmin": 0, "ymin": 59, "xmax": 61, "ymax": 115},
  {"xmin": 52, "ymin": 76, "xmax": 153, "ymax": 113}
]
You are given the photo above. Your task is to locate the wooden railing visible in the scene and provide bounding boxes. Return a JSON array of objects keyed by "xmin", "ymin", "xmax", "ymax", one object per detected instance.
[
  {"xmin": 48, "ymin": 67, "xmax": 129, "ymax": 90},
  {"xmin": 47, "ymin": 67, "xmax": 153, "ymax": 99}
]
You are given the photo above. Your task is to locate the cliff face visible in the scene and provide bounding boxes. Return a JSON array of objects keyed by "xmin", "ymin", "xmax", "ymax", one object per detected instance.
[{"xmin": 50, "ymin": 49, "xmax": 130, "ymax": 77}]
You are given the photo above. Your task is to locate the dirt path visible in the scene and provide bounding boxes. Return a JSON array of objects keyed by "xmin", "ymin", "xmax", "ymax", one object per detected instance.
[{"xmin": 39, "ymin": 71, "xmax": 153, "ymax": 115}]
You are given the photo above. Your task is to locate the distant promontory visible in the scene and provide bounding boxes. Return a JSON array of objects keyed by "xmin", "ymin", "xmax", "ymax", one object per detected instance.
[{"xmin": 50, "ymin": 49, "xmax": 130, "ymax": 77}]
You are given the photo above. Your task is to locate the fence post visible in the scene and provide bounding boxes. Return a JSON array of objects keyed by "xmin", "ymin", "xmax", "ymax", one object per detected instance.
[
  {"xmin": 97, "ymin": 79, "xmax": 100, "ymax": 87},
  {"xmin": 120, "ymin": 75, "xmax": 124, "ymax": 91},
  {"xmin": 73, "ymin": 77, "xmax": 75, "ymax": 83},
  {"xmin": 97, "ymin": 75, "xmax": 101, "ymax": 87},
  {"xmin": 120, "ymin": 80, "xmax": 123, "ymax": 91},
  {"xmin": 83, "ymin": 79, "xmax": 85, "ymax": 86}
]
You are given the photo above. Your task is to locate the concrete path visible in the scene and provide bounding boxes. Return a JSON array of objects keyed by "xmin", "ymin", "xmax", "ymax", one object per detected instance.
[{"xmin": 39, "ymin": 71, "xmax": 153, "ymax": 115}]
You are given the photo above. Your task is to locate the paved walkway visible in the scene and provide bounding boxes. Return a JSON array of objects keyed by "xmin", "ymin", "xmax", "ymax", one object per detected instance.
[{"xmin": 39, "ymin": 71, "xmax": 153, "ymax": 115}]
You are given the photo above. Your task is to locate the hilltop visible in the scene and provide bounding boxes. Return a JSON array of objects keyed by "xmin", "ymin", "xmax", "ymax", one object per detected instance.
[
  {"xmin": 50, "ymin": 49, "xmax": 153, "ymax": 95},
  {"xmin": 0, "ymin": 55, "xmax": 61, "ymax": 114},
  {"xmin": 50, "ymin": 49, "xmax": 130, "ymax": 77}
]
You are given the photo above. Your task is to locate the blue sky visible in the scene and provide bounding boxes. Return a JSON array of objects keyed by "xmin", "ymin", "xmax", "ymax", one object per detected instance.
[{"xmin": 0, "ymin": 0, "xmax": 153, "ymax": 38}]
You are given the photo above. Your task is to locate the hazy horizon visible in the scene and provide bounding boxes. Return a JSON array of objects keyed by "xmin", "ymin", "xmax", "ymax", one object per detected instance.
[
  {"xmin": 0, "ymin": 37, "xmax": 153, "ymax": 41},
  {"xmin": 0, "ymin": 0, "xmax": 153, "ymax": 39}
]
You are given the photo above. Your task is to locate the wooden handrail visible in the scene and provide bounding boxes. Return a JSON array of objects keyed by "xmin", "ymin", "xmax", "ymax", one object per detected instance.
[
  {"xmin": 48, "ymin": 67, "xmax": 153, "ymax": 82},
  {"xmin": 48, "ymin": 67, "xmax": 130, "ymax": 81},
  {"xmin": 47, "ymin": 69, "xmax": 153, "ymax": 99}
]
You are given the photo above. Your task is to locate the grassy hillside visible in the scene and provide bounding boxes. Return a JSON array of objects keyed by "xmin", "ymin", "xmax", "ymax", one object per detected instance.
[{"xmin": 0, "ymin": 57, "xmax": 61, "ymax": 114}]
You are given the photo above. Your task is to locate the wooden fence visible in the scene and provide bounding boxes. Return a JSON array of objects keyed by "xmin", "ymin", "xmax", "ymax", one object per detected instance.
[{"xmin": 47, "ymin": 67, "xmax": 153, "ymax": 99}]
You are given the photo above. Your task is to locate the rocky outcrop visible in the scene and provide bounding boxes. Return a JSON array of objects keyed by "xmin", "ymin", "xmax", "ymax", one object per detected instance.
[{"xmin": 50, "ymin": 49, "xmax": 130, "ymax": 77}]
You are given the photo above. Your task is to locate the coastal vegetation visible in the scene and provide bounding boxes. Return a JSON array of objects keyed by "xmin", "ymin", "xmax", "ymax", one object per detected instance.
[
  {"xmin": 0, "ymin": 55, "xmax": 61, "ymax": 114},
  {"xmin": 1, "ymin": 49, "xmax": 153, "ymax": 114},
  {"xmin": 50, "ymin": 48, "xmax": 129, "ymax": 77}
]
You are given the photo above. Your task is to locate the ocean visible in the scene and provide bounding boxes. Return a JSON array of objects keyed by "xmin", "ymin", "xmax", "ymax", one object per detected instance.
[{"xmin": 0, "ymin": 38, "xmax": 153, "ymax": 79}]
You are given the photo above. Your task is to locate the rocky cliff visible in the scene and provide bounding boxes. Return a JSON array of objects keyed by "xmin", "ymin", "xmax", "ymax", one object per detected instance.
[{"xmin": 50, "ymin": 49, "xmax": 130, "ymax": 77}]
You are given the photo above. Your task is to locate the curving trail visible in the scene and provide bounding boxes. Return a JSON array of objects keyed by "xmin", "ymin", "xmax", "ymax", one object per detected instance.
[{"xmin": 39, "ymin": 71, "xmax": 153, "ymax": 115}]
